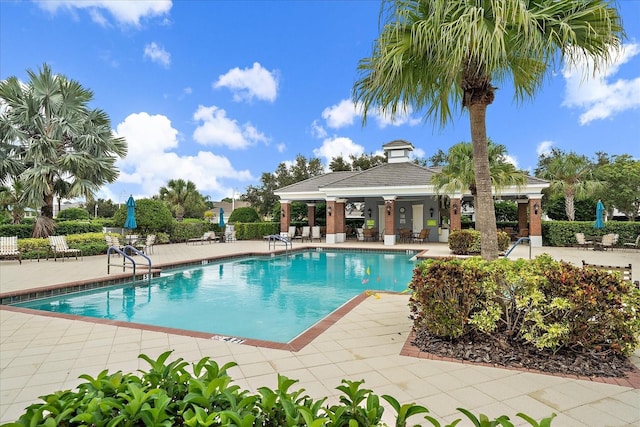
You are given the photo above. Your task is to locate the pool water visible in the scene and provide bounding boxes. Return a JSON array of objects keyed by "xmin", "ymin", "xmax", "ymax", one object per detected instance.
[{"xmin": 14, "ymin": 250, "xmax": 417, "ymax": 343}]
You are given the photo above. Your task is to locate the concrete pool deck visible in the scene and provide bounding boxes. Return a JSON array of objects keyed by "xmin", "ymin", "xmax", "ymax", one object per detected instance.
[{"xmin": 1, "ymin": 240, "xmax": 639, "ymax": 425}]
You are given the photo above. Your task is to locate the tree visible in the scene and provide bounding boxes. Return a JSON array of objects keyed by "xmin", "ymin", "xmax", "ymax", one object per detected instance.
[
  {"xmin": 353, "ymin": 0, "xmax": 622, "ymax": 260},
  {"xmin": 595, "ymin": 154, "xmax": 640, "ymax": 221},
  {"xmin": 83, "ymin": 198, "xmax": 118, "ymax": 219},
  {"xmin": 0, "ymin": 179, "xmax": 28, "ymax": 224},
  {"xmin": 112, "ymin": 198, "xmax": 173, "ymax": 234},
  {"xmin": 157, "ymin": 179, "xmax": 208, "ymax": 221},
  {"xmin": 329, "ymin": 156, "xmax": 352, "ymax": 172},
  {"xmin": 243, "ymin": 155, "xmax": 324, "ymax": 218},
  {"xmin": 432, "ymin": 141, "xmax": 526, "ymax": 205},
  {"xmin": 228, "ymin": 206, "xmax": 260, "ymax": 223},
  {"xmin": 536, "ymin": 149, "xmax": 601, "ymax": 221},
  {"xmin": 0, "ymin": 64, "xmax": 127, "ymax": 237}
]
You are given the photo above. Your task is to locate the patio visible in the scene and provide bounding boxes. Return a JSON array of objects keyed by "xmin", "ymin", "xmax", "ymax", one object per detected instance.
[{"xmin": 1, "ymin": 240, "xmax": 638, "ymax": 425}]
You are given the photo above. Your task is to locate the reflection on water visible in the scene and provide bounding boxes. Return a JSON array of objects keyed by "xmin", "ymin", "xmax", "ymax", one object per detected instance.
[{"xmin": 15, "ymin": 251, "xmax": 415, "ymax": 343}]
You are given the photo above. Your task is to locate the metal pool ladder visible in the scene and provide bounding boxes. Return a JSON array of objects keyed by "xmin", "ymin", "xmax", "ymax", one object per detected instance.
[
  {"xmin": 504, "ymin": 237, "xmax": 531, "ymax": 259},
  {"xmin": 107, "ymin": 245, "xmax": 152, "ymax": 280},
  {"xmin": 266, "ymin": 234, "xmax": 292, "ymax": 254}
]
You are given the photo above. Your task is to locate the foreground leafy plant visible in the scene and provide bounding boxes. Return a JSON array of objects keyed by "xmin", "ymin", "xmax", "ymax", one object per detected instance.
[{"xmin": 3, "ymin": 351, "xmax": 556, "ymax": 426}]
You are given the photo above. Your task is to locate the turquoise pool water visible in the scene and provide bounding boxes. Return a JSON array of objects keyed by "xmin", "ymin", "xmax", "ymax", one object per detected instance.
[{"xmin": 14, "ymin": 250, "xmax": 417, "ymax": 343}]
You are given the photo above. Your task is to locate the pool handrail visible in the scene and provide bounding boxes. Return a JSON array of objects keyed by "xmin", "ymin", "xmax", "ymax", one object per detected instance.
[
  {"xmin": 266, "ymin": 234, "xmax": 292, "ymax": 252},
  {"xmin": 504, "ymin": 237, "xmax": 531, "ymax": 259},
  {"xmin": 107, "ymin": 245, "xmax": 152, "ymax": 280}
]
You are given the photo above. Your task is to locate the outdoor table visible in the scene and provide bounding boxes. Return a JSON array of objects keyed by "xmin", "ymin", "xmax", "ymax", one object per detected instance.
[{"xmin": 587, "ymin": 235, "xmax": 603, "ymax": 251}]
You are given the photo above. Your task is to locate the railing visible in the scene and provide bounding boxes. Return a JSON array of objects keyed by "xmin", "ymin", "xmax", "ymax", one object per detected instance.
[
  {"xmin": 266, "ymin": 234, "xmax": 292, "ymax": 253},
  {"xmin": 107, "ymin": 245, "xmax": 152, "ymax": 280},
  {"xmin": 504, "ymin": 237, "xmax": 531, "ymax": 259}
]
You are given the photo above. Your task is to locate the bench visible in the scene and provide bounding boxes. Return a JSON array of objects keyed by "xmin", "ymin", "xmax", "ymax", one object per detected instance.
[{"xmin": 582, "ymin": 260, "xmax": 639, "ymax": 288}]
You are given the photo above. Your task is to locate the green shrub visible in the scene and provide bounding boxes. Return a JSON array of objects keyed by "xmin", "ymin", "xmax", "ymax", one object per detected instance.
[
  {"xmin": 541, "ymin": 220, "xmax": 640, "ymax": 247},
  {"xmin": 8, "ymin": 351, "xmax": 556, "ymax": 426},
  {"xmin": 112, "ymin": 199, "xmax": 174, "ymax": 234},
  {"xmin": 56, "ymin": 207, "xmax": 90, "ymax": 221},
  {"xmin": 448, "ymin": 230, "xmax": 510, "ymax": 254},
  {"xmin": 0, "ymin": 223, "xmax": 33, "ymax": 238},
  {"xmin": 228, "ymin": 206, "xmax": 260, "ymax": 223},
  {"xmin": 16, "ymin": 232, "xmax": 111, "ymax": 259},
  {"xmin": 54, "ymin": 220, "xmax": 102, "ymax": 235},
  {"xmin": 409, "ymin": 258, "xmax": 485, "ymax": 338},
  {"xmin": 234, "ymin": 222, "xmax": 280, "ymax": 240},
  {"xmin": 409, "ymin": 255, "xmax": 640, "ymax": 356}
]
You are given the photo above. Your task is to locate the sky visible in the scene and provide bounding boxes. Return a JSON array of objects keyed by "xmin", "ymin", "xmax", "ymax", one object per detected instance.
[{"xmin": 1, "ymin": 0, "xmax": 639, "ymax": 205}]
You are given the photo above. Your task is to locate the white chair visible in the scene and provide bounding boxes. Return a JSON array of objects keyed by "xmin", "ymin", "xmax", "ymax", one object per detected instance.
[
  {"xmin": 288, "ymin": 226, "xmax": 297, "ymax": 239},
  {"xmin": 224, "ymin": 225, "xmax": 236, "ymax": 243},
  {"xmin": 0, "ymin": 236, "xmax": 21, "ymax": 264},
  {"xmin": 299, "ymin": 226, "xmax": 310, "ymax": 242},
  {"xmin": 48, "ymin": 236, "xmax": 82, "ymax": 261},
  {"xmin": 311, "ymin": 226, "xmax": 321, "ymax": 242},
  {"xmin": 356, "ymin": 228, "xmax": 364, "ymax": 241},
  {"xmin": 575, "ymin": 233, "xmax": 592, "ymax": 250},
  {"xmin": 623, "ymin": 234, "xmax": 640, "ymax": 251}
]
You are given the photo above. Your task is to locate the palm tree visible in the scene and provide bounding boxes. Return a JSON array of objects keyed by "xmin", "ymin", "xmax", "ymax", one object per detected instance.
[
  {"xmin": 0, "ymin": 64, "xmax": 127, "ymax": 237},
  {"xmin": 432, "ymin": 141, "xmax": 526, "ymax": 206},
  {"xmin": 353, "ymin": 0, "xmax": 622, "ymax": 260},
  {"xmin": 0, "ymin": 179, "xmax": 28, "ymax": 224},
  {"xmin": 157, "ymin": 179, "xmax": 206, "ymax": 221},
  {"xmin": 536, "ymin": 149, "xmax": 601, "ymax": 221}
]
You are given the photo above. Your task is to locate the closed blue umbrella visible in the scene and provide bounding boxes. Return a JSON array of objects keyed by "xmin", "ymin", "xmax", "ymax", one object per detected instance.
[
  {"xmin": 124, "ymin": 195, "xmax": 137, "ymax": 230},
  {"xmin": 594, "ymin": 199, "xmax": 605, "ymax": 229},
  {"xmin": 219, "ymin": 207, "xmax": 225, "ymax": 228}
]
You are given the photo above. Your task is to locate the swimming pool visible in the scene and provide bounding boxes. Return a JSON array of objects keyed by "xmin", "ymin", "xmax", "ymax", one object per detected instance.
[{"xmin": 13, "ymin": 250, "xmax": 417, "ymax": 344}]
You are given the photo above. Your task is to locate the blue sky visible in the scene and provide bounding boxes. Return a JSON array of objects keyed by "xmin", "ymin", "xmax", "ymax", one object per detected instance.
[{"xmin": 1, "ymin": 0, "xmax": 639, "ymax": 205}]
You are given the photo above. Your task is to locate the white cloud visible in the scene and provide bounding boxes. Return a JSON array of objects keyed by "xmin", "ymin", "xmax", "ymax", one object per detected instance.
[
  {"xmin": 114, "ymin": 112, "xmax": 253, "ymax": 197},
  {"xmin": 562, "ymin": 43, "xmax": 640, "ymax": 125},
  {"xmin": 537, "ymin": 140, "xmax": 554, "ymax": 157},
  {"xmin": 312, "ymin": 137, "xmax": 365, "ymax": 167},
  {"xmin": 310, "ymin": 119, "xmax": 327, "ymax": 138},
  {"xmin": 214, "ymin": 62, "xmax": 278, "ymax": 103},
  {"xmin": 503, "ymin": 154, "xmax": 518, "ymax": 168},
  {"xmin": 144, "ymin": 42, "xmax": 171, "ymax": 68},
  {"xmin": 322, "ymin": 100, "xmax": 359, "ymax": 128},
  {"xmin": 192, "ymin": 105, "xmax": 269, "ymax": 149},
  {"xmin": 35, "ymin": 0, "xmax": 172, "ymax": 27},
  {"xmin": 276, "ymin": 143, "xmax": 286, "ymax": 153},
  {"xmin": 321, "ymin": 98, "xmax": 420, "ymax": 130}
]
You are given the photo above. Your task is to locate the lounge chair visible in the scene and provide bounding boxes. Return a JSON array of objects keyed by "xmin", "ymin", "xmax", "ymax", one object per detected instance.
[
  {"xmin": 356, "ymin": 228, "xmax": 364, "ymax": 241},
  {"xmin": 187, "ymin": 232, "xmax": 219, "ymax": 244},
  {"xmin": 48, "ymin": 235, "xmax": 82, "ymax": 261},
  {"xmin": 599, "ymin": 233, "xmax": 616, "ymax": 251},
  {"xmin": 311, "ymin": 226, "xmax": 321, "ymax": 242},
  {"xmin": 0, "ymin": 236, "xmax": 22, "ymax": 264},
  {"xmin": 623, "ymin": 234, "xmax": 640, "ymax": 251},
  {"xmin": 288, "ymin": 226, "xmax": 297, "ymax": 239},
  {"xmin": 412, "ymin": 228, "xmax": 430, "ymax": 244}
]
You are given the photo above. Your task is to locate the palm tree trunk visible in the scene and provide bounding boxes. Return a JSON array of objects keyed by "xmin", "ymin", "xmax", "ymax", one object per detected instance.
[
  {"xmin": 564, "ymin": 190, "xmax": 576, "ymax": 221},
  {"xmin": 469, "ymin": 103, "xmax": 499, "ymax": 260}
]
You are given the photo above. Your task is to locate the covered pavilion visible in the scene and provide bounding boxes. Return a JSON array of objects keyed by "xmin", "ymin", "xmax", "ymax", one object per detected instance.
[{"xmin": 275, "ymin": 140, "xmax": 550, "ymax": 247}]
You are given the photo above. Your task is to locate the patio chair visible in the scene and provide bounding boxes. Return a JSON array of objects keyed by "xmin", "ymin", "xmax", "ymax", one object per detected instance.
[
  {"xmin": 299, "ymin": 226, "xmax": 311, "ymax": 242},
  {"xmin": 137, "ymin": 234, "xmax": 156, "ymax": 254},
  {"xmin": 412, "ymin": 228, "xmax": 430, "ymax": 244},
  {"xmin": 356, "ymin": 228, "xmax": 364, "ymax": 241},
  {"xmin": 623, "ymin": 234, "xmax": 640, "ymax": 251},
  {"xmin": 48, "ymin": 235, "xmax": 82, "ymax": 261},
  {"xmin": 600, "ymin": 233, "xmax": 616, "ymax": 250},
  {"xmin": 288, "ymin": 226, "xmax": 297, "ymax": 239},
  {"xmin": 575, "ymin": 233, "xmax": 592, "ymax": 250},
  {"xmin": 187, "ymin": 232, "xmax": 219, "ymax": 244},
  {"xmin": 105, "ymin": 234, "xmax": 125, "ymax": 256},
  {"xmin": 224, "ymin": 225, "xmax": 236, "ymax": 243},
  {"xmin": 311, "ymin": 226, "xmax": 321, "ymax": 242},
  {"xmin": 0, "ymin": 236, "xmax": 22, "ymax": 264}
]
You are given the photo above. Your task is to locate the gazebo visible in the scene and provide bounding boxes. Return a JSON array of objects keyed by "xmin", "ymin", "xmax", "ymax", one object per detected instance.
[{"xmin": 275, "ymin": 140, "xmax": 549, "ymax": 247}]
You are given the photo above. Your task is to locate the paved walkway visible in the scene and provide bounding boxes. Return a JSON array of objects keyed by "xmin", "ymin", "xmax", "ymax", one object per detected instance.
[{"xmin": 1, "ymin": 240, "xmax": 639, "ymax": 425}]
